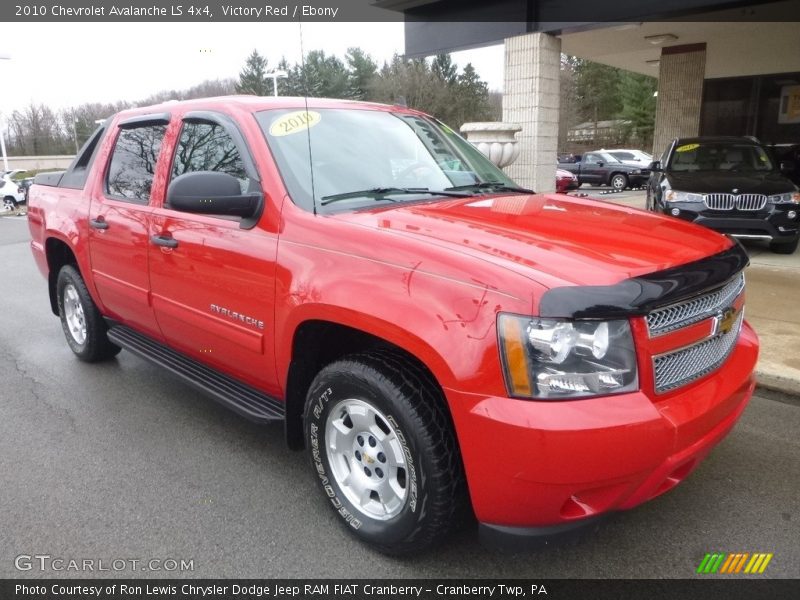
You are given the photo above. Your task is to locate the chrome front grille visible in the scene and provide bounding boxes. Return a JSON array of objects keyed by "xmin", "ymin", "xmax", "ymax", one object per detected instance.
[
  {"xmin": 703, "ymin": 193, "xmax": 766, "ymax": 211},
  {"xmin": 646, "ymin": 273, "xmax": 745, "ymax": 336},
  {"xmin": 653, "ymin": 312, "xmax": 743, "ymax": 393}
]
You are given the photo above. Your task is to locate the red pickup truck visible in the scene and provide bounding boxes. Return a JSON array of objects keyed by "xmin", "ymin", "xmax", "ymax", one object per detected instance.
[{"xmin": 28, "ymin": 96, "xmax": 758, "ymax": 554}]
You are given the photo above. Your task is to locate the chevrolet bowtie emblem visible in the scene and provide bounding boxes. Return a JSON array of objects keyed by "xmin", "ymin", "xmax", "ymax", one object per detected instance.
[{"xmin": 712, "ymin": 306, "xmax": 739, "ymax": 336}]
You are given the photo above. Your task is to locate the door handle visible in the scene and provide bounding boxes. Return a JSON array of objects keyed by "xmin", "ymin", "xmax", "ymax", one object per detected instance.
[
  {"xmin": 150, "ymin": 235, "xmax": 179, "ymax": 249},
  {"xmin": 89, "ymin": 218, "xmax": 108, "ymax": 230}
]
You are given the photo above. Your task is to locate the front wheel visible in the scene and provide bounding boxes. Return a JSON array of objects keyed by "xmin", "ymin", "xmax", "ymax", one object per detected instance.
[
  {"xmin": 610, "ymin": 173, "xmax": 628, "ymax": 192},
  {"xmin": 303, "ymin": 350, "xmax": 466, "ymax": 555},
  {"xmin": 56, "ymin": 265, "xmax": 121, "ymax": 362},
  {"xmin": 769, "ymin": 237, "xmax": 799, "ymax": 254}
]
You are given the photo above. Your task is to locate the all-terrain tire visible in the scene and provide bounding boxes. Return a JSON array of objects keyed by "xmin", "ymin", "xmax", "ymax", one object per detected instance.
[
  {"xmin": 303, "ymin": 349, "xmax": 466, "ymax": 555},
  {"xmin": 56, "ymin": 265, "xmax": 121, "ymax": 362}
]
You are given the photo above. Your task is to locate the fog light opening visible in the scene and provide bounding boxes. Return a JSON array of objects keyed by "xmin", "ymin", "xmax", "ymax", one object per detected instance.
[
  {"xmin": 670, "ymin": 208, "xmax": 680, "ymax": 216},
  {"xmin": 788, "ymin": 210, "xmax": 797, "ymax": 220}
]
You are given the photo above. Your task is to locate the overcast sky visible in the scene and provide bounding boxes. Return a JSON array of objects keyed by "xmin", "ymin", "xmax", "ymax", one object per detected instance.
[{"xmin": 0, "ymin": 22, "xmax": 504, "ymax": 114}]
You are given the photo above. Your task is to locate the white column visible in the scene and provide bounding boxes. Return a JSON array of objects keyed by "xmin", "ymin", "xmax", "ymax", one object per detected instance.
[
  {"xmin": 652, "ymin": 45, "xmax": 707, "ymax": 157},
  {"xmin": 502, "ymin": 32, "xmax": 561, "ymax": 193}
]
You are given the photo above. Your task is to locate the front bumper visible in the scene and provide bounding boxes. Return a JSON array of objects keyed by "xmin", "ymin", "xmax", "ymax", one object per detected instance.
[
  {"xmin": 662, "ymin": 201, "xmax": 800, "ymax": 242},
  {"xmin": 445, "ymin": 321, "xmax": 758, "ymax": 533},
  {"xmin": 628, "ymin": 173, "xmax": 650, "ymax": 187},
  {"xmin": 557, "ymin": 179, "xmax": 579, "ymax": 193}
]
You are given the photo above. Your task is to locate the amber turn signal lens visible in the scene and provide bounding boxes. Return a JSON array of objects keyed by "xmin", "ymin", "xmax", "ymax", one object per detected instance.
[{"xmin": 499, "ymin": 316, "xmax": 532, "ymax": 396}]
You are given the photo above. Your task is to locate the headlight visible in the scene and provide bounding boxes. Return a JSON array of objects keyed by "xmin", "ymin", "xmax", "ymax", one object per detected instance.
[
  {"xmin": 768, "ymin": 192, "xmax": 800, "ymax": 204},
  {"xmin": 665, "ymin": 190, "xmax": 704, "ymax": 203},
  {"xmin": 498, "ymin": 314, "xmax": 639, "ymax": 400},
  {"xmin": 630, "ymin": 169, "xmax": 642, "ymax": 174}
]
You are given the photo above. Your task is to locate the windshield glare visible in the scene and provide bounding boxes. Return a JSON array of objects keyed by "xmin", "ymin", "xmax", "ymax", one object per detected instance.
[
  {"xmin": 669, "ymin": 142, "xmax": 775, "ymax": 172},
  {"xmin": 257, "ymin": 108, "xmax": 517, "ymax": 211}
]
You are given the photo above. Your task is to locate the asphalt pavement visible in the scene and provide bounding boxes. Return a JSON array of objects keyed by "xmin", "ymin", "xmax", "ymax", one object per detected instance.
[{"xmin": 1, "ymin": 215, "xmax": 799, "ymax": 579}]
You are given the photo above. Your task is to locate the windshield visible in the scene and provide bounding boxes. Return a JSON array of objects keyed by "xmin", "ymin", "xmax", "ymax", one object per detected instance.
[
  {"xmin": 257, "ymin": 108, "xmax": 518, "ymax": 212},
  {"xmin": 669, "ymin": 142, "xmax": 775, "ymax": 173}
]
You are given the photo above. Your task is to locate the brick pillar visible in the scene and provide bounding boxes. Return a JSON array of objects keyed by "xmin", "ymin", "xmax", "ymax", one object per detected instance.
[
  {"xmin": 503, "ymin": 32, "xmax": 561, "ymax": 192},
  {"xmin": 652, "ymin": 44, "xmax": 707, "ymax": 158}
]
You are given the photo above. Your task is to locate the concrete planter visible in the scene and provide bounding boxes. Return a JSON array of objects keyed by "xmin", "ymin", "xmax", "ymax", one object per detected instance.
[{"xmin": 459, "ymin": 122, "xmax": 522, "ymax": 169}]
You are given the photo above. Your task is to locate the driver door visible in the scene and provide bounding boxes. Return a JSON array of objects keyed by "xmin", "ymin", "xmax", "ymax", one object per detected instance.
[
  {"xmin": 581, "ymin": 153, "xmax": 605, "ymax": 184},
  {"xmin": 148, "ymin": 112, "xmax": 281, "ymax": 396}
]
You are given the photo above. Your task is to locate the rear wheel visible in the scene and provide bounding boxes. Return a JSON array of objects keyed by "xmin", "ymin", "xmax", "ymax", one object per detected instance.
[
  {"xmin": 3, "ymin": 196, "xmax": 16, "ymax": 211},
  {"xmin": 56, "ymin": 265, "xmax": 121, "ymax": 362},
  {"xmin": 303, "ymin": 350, "xmax": 466, "ymax": 555},
  {"xmin": 610, "ymin": 173, "xmax": 628, "ymax": 192},
  {"xmin": 769, "ymin": 237, "xmax": 799, "ymax": 254}
]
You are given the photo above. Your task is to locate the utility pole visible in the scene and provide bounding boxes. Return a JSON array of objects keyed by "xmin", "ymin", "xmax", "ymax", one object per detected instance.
[
  {"xmin": 0, "ymin": 53, "xmax": 11, "ymax": 172},
  {"xmin": 72, "ymin": 114, "xmax": 80, "ymax": 154},
  {"xmin": 266, "ymin": 70, "xmax": 288, "ymax": 96}
]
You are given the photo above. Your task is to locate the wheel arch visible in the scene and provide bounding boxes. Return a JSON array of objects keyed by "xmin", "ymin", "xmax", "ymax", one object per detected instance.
[
  {"xmin": 45, "ymin": 236, "xmax": 79, "ymax": 316},
  {"xmin": 283, "ymin": 318, "xmax": 454, "ymax": 451}
]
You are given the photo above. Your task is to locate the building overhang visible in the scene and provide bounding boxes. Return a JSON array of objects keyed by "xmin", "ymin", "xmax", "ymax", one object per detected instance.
[{"xmin": 387, "ymin": 0, "xmax": 800, "ymax": 80}]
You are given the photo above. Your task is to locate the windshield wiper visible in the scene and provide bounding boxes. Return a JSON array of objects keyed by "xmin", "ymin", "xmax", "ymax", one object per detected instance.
[
  {"xmin": 445, "ymin": 181, "xmax": 535, "ymax": 194},
  {"xmin": 320, "ymin": 187, "xmax": 472, "ymax": 206}
]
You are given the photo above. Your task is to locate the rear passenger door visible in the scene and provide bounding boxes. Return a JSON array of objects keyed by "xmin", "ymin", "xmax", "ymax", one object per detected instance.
[
  {"xmin": 88, "ymin": 115, "xmax": 169, "ymax": 339},
  {"xmin": 148, "ymin": 112, "xmax": 281, "ymax": 396}
]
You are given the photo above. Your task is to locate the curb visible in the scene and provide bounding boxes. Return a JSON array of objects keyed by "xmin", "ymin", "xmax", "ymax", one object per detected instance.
[{"xmin": 756, "ymin": 370, "xmax": 800, "ymax": 401}]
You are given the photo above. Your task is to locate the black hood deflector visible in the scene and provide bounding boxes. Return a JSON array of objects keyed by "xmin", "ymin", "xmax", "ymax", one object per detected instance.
[{"xmin": 539, "ymin": 242, "xmax": 749, "ymax": 319}]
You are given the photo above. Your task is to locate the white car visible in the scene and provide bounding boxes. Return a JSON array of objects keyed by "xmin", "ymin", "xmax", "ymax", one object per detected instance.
[
  {"xmin": 603, "ymin": 149, "xmax": 653, "ymax": 168},
  {"xmin": 1, "ymin": 176, "xmax": 25, "ymax": 211}
]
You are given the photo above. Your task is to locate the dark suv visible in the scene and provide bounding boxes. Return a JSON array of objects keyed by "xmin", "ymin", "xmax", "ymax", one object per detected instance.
[{"xmin": 647, "ymin": 136, "xmax": 800, "ymax": 254}]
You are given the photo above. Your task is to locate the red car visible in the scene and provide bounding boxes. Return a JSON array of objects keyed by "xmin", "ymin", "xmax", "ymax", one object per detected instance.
[
  {"xmin": 28, "ymin": 97, "xmax": 757, "ymax": 554},
  {"xmin": 556, "ymin": 168, "xmax": 579, "ymax": 193}
]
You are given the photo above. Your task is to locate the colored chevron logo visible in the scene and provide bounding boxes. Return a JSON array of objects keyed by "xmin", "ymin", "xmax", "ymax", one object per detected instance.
[{"xmin": 696, "ymin": 552, "xmax": 773, "ymax": 574}]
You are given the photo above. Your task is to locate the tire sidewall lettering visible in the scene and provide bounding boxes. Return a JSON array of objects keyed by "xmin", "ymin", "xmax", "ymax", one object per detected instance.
[
  {"xmin": 306, "ymin": 379, "xmax": 422, "ymax": 538},
  {"xmin": 309, "ymin": 404, "xmax": 363, "ymax": 530}
]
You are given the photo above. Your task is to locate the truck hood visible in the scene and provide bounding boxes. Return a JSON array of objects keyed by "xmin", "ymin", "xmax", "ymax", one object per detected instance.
[
  {"xmin": 665, "ymin": 171, "xmax": 797, "ymax": 195},
  {"xmin": 334, "ymin": 193, "xmax": 732, "ymax": 289}
]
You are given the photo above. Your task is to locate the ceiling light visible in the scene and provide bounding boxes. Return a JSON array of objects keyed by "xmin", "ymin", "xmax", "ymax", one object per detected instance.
[
  {"xmin": 611, "ymin": 22, "xmax": 643, "ymax": 31},
  {"xmin": 645, "ymin": 33, "xmax": 678, "ymax": 45}
]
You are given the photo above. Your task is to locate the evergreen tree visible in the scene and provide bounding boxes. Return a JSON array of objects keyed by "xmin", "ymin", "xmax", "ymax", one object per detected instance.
[
  {"xmin": 618, "ymin": 72, "xmax": 657, "ymax": 147},
  {"xmin": 431, "ymin": 53, "xmax": 458, "ymax": 85},
  {"xmin": 290, "ymin": 50, "xmax": 350, "ymax": 99},
  {"xmin": 345, "ymin": 47, "xmax": 378, "ymax": 100},
  {"xmin": 574, "ymin": 59, "xmax": 622, "ymax": 124},
  {"xmin": 236, "ymin": 49, "xmax": 270, "ymax": 96},
  {"xmin": 452, "ymin": 63, "xmax": 491, "ymax": 125}
]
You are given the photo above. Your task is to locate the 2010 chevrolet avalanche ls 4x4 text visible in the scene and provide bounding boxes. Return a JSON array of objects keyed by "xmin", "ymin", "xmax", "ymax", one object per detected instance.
[{"xmin": 28, "ymin": 97, "xmax": 758, "ymax": 554}]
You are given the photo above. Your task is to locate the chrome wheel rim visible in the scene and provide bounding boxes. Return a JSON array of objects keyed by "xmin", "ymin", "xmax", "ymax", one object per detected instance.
[
  {"xmin": 325, "ymin": 398, "xmax": 408, "ymax": 520},
  {"xmin": 612, "ymin": 176, "xmax": 625, "ymax": 191},
  {"xmin": 63, "ymin": 284, "xmax": 87, "ymax": 345}
]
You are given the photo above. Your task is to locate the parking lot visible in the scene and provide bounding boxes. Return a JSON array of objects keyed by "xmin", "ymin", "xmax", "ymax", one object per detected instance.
[
  {"xmin": 586, "ymin": 185, "xmax": 800, "ymax": 269},
  {"xmin": 1, "ymin": 214, "xmax": 799, "ymax": 579}
]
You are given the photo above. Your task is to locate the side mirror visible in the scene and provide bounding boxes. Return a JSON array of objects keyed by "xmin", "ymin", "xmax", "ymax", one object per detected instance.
[
  {"xmin": 166, "ymin": 171, "xmax": 260, "ymax": 218},
  {"xmin": 597, "ymin": 161, "xmax": 604, "ymax": 168},
  {"xmin": 780, "ymin": 160, "xmax": 796, "ymax": 173},
  {"xmin": 648, "ymin": 161, "xmax": 662, "ymax": 172}
]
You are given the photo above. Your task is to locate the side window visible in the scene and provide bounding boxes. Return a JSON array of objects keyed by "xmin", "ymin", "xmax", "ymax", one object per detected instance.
[
  {"xmin": 61, "ymin": 125, "xmax": 107, "ymax": 189},
  {"xmin": 172, "ymin": 121, "xmax": 248, "ymax": 193},
  {"xmin": 584, "ymin": 153, "xmax": 599, "ymax": 165},
  {"xmin": 106, "ymin": 125, "xmax": 167, "ymax": 202}
]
